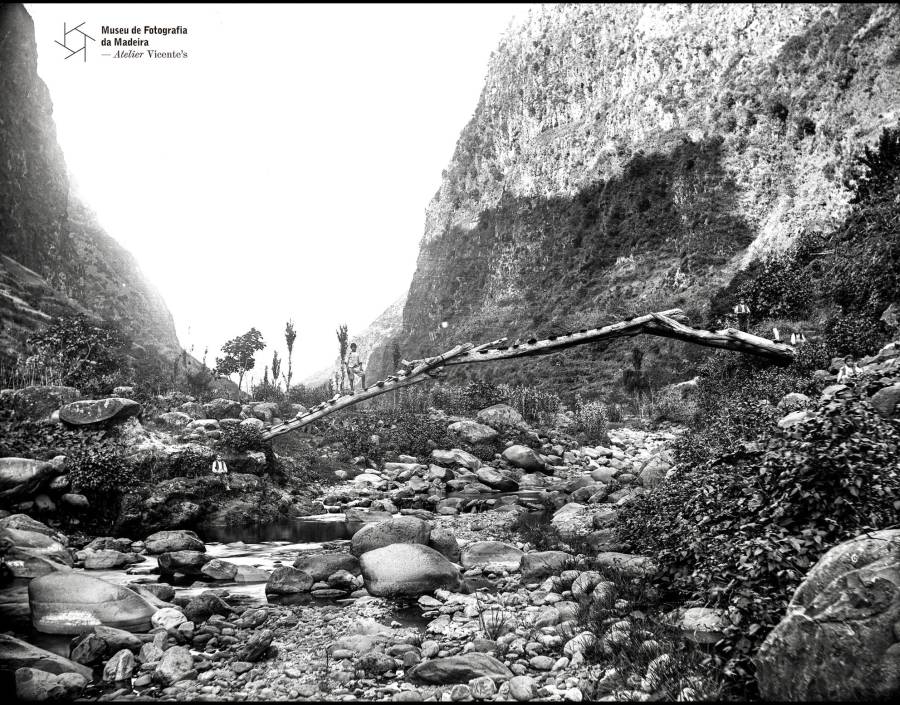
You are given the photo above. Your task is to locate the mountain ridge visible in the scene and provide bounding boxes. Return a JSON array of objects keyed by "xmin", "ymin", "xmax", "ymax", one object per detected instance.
[
  {"xmin": 0, "ymin": 3, "xmax": 181, "ymax": 364},
  {"xmin": 368, "ymin": 3, "xmax": 900, "ymax": 399}
]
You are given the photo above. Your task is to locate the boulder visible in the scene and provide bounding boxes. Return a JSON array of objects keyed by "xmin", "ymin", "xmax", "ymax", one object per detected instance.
[
  {"xmin": 410, "ymin": 653, "xmax": 513, "ymax": 684},
  {"xmin": 350, "ymin": 516, "xmax": 432, "ymax": 557},
  {"xmin": 520, "ymin": 551, "xmax": 571, "ymax": 580},
  {"xmin": 202, "ymin": 398, "xmax": 241, "ymax": 420},
  {"xmin": 0, "ymin": 634, "xmax": 93, "ymax": 681},
  {"xmin": 669, "ymin": 607, "xmax": 730, "ymax": 645},
  {"xmin": 233, "ymin": 565, "xmax": 269, "ymax": 583},
  {"xmin": 182, "ymin": 592, "xmax": 231, "ymax": 623},
  {"xmin": 0, "ymin": 514, "xmax": 66, "ymax": 543},
  {"xmin": 102, "ymin": 649, "xmax": 135, "ymax": 682},
  {"xmin": 7, "ymin": 386, "xmax": 80, "ymax": 420},
  {"xmin": 154, "ymin": 645, "xmax": 195, "ymax": 685},
  {"xmin": 594, "ymin": 552, "xmax": 657, "ymax": 578},
  {"xmin": 200, "ymin": 558, "xmax": 239, "ymax": 581},
  {"xmin": 93, "ymin": 625, "xmax": 142, "ymax": 653},
  {"xmin": 475, "ymin": 467, "xmax": 518, "ymax": 491},
  {"xmin": 151, "ymin": 607, "xmax": 187, "ymax": 630},
  {"xmin": 59, "ymin": 398, "xmax": 140, "ymax": 427},
  {"xmin": 428, "ymin": 527, "xmax": 461, "ymax": 563},
  {"xmin": 447, "ymin": 420, "xmax": 499, "ymax": 444},
  {"xmin": 144, "ymin": 530, "xmax": 205, "ymax": 554},
  {"xmin": 248, "ymin": 403, "xmax": 279, "ymax": 423},
  {"xmin": 507, "ymin": 674, "xmax": 536, "ymax": 701},
  {"xmin": 292, "ymin": 553, "xmax": 360, "ymax": 581},
  {"xmin": 360, "ymin": 544, "xmax": 462, "ymax": 597},
  {"xmin": 755, "ymin": 529, "xmax": 900, "ymax": 701},
  {"xmin": 460, "ymin": 541, "xmax": 523, "ymax": 571},
  {"xmin": 501, "ymin": 445, "xmax": 546, "ymax": 472},
  {"xmin": 551, "ymin": 503, "xmax": 588, "ymax": 530},
  {"xmin": 15, "ymin": 666, "xmax": 87, "ymax": 700},
  {"xmin": 28, "ymin": 573, "xmax": 157, "ymax": 634},
  {"xmin": 156, "ymin": 411, "xmax": 192, "ymax": 429},
  {"xmin": 157, "ymin": 550, "xmax": 210, "ymax": 576},
  {"xmin": 871, "ymin": 384, "xmax": 900, "ymax": 418},
  {"xmin": 777, "ymin": 392, "xmax": 812, "ymax": 411},
  {"xmin": 82, "ymin": 549, "xmax": 132, "ymax": 570},
  {"xmin": 475, "ymin": 404, "xmax": 527, "ymax": 431},
  {"xmin": 179, "ymin": 401, "xmax": 205, "ymax": 419},
  {"xmin": 0, "ymin": 458, "xmax": 57, "ymax": 501},
  {"xmin": 0, "ymin": 527, "xmax": 73, "ymax": 577},
  {"xmin": 240, "ymin": 416, "xmax": 266, "ymax": 432},
  {"xmin": 60, "ymin": 493, "xmax": 89, "ymax": 511},
  {"xmin": 431, "ymin": 449, "xmax": 481, "ymax": 470},
  {"xmin": 777, "ymin": 410, "xmax": 814, "ymax": 429}
]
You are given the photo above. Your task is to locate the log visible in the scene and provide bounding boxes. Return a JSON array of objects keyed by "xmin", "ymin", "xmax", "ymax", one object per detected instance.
[{"xmin": 262, "ymin": 310, "xmax": 794, "ymax": 440}]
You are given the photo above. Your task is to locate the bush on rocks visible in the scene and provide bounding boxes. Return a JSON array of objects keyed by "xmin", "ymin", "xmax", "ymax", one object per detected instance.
[
  {"xmin": 66, "ymin": 445, "xmax": 136, "ymax": 498},
  {"xmin": 220, "ymin": 421, "xmax": 265, "ymax": 452},
  {"xmin": 619, "ymin": 378, "xmax": 900, "ymax": 694}
]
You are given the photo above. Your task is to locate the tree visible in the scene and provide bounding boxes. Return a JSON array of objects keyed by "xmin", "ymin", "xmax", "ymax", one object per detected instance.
[
  {"xmin": 391, "ymin": 339, "xmax": 402, "ymax": 371},
  {"xmin": 215, "ymin": 328, "xmax": 265, "ymax": 401},
  {"xmin": 336, "ymin": 324, "xmax": 349, "ymax": 392},
  {"xmin": 283, "ymin": 319, "xmax": 296, "ymax": 391},
  {"xmin": 271, "ymin": 350, "xmax": 281, "ymax": 393}
]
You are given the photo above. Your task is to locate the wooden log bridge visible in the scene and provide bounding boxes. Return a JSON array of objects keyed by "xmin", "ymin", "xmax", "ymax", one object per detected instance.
[{"xmin": 262, "ymin": 308, "xmax": 794, "ymax": 441}]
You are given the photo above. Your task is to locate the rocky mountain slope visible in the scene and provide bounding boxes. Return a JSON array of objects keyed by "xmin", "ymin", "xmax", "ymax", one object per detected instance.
[
  {"xmin": 370, "ymin": 3, "xmax": 900, "ymax": 398},
  {"xmin": 0, "ymin": 4, "xmax": 180, "ymax": 362}
]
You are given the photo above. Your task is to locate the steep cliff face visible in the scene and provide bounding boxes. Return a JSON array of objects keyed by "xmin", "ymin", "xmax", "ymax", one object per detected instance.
[
  {"xmin": 375, "ymin": 3, "xmax": 900, "ymax": 397},
  {"xmin": 0, "ymin": 4, "xmax": 180, "ymax": 360}
]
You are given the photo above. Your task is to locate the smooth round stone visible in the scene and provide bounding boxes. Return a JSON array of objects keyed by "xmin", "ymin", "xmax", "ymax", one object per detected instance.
[
  {"xmin": 29, "ymin": 573, "xmax": 157, "ymax": 634},
  {"xmin": 151, "ymin": 607, "xmax": 187, "ymax": 630},
  {"xmin": 360, "ymin": 544, "xmax": 462, "ymax": 597},
  {"xmin": 58, "ymin": 398, "xmax": 140, "ymax": 427}
]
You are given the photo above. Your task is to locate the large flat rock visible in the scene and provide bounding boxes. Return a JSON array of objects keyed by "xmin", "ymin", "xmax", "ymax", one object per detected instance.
[
  {"xmin": 59, "ymin": 397, "xmax": 140, "ymax": 427},
  {"xmin": 28, "ymin": 572, "xmax": 157, "ymax": 634}
]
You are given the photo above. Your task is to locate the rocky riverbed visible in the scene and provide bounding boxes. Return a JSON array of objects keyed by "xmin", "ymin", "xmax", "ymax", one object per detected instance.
[{"xmin": 4, "ymin": 399, "xmax": 733, "ymax": 702}]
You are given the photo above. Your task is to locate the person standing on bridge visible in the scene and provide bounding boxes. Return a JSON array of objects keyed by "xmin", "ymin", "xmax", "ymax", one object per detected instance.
[
  {"xmin": 733, "ymin": 301, "xmax": 751, "ymax": 331},
  {"xmin": 344, "ymin": 342, "xmax": 367, "ymax": 394}
]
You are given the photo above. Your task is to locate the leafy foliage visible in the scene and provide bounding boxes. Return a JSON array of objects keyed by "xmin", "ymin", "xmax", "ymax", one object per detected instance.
[
  {"xmin": 220, "ymin": 419, "xmax": 264, "ymax": 452},
  {"xmin": 571, "ymin": 394, "xmax": 609, "ymax": 442},
  {"xmin": 66, "ymin": 445, "xmax": 136, "ymax": 497},
  {"xmin": 618, "ymin": 373, "xmax": 900, "ymax": 692},
  {"xmin": 671, "ymin": 343, "xmax": 829, "ymax": 467},
  {"xmin": 322, "ymin": 410, "xmax": 453, "ymax": 462},
  {"xmin": 25, "ymin": 314, "xmax": 131, "ymax": 395},
  {"xmin": 0, "ymin": 419, "xmax": 107, "ymax": 460},
  {"xmin": 215, "ymin": 328, "xmax": 266, "ymax": 400}
]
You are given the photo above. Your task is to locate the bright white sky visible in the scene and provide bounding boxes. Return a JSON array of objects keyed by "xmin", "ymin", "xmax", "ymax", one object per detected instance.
[{"xmin": 26, "ymin": 3, "xmax": 531, "ymax": 381}]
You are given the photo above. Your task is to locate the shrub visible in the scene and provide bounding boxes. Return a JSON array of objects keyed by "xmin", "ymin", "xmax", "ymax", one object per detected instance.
[
  {"xmin": 0, "ymin": 420, "xmax": 106, "ymax": 460},
  {"xmin": 25, "ymin": 314, "xmax": 131, "ymax": 395},
  {"xmin": 220, "ymin": 422, "xmax": 264, "ymax": 452},
  {"xmin": 572, "ymin": 395, "xmax": 609, "ymax": 442},
  {"xmin": 671, "ymin": 344, "xmax": 829, "ymax": 467},
  {"xmin": 322, "ymin": 413, "xmax": 386, "ymax": 462},
  {"xmin": 287, "ymin": 383, "xmax": 332, "ymax": 408},
  {"xmin": 383, "ymin": 413, "xmax": 453, "ymax": 458},
  {"xmin": 822, "ymin": 312, "xmax": 887, "ymax": 358},
  {"xmin": 463, "ymin": 379, "xmax": 506, "ymax": 411},
  {"xmin": 167, "ymin": 444, "xmax": 217, "ymax": 478},
  {"xmin": 66, "ymin": 445, "xmax": 136, "ymax": 497},
  {"xmin": 649, "ymin": 385, "xmax": 698, "ymax": 425}
]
